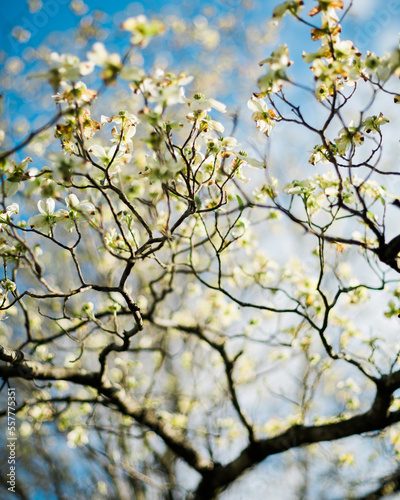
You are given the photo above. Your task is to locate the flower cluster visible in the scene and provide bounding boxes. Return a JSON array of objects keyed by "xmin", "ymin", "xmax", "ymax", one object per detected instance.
[
  {"xmin": 41, "ymin": 52, "xmax": 94, "ymax": 91},
  {"xmin": 258, "ymin": 44, "xmax": 293, "ymax": 94},
  {"xmin": 121, "ymin": 15, "xmax": 165, "ymax": 47},
  {"xmin": 284, "ymin": 170, "xmax": 391, "ymax": 217},
  {"xmin": 87, "ymin": 42, "xmax": 122, "ymax": 83},
  {"xmin": 28, "ymin": 196, "xmax": 95, "ymax": 234},
  {"xmin": 272, "ymin": 0, "xmax": 304, "ymax": 20}
]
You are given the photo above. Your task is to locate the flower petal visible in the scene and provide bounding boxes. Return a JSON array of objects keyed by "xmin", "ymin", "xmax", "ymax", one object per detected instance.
[{"xmin": 66, "ymin": 194, "xmax": 80, "ymax": 209}]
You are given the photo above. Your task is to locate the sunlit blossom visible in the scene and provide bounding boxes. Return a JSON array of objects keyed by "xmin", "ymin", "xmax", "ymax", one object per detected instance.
[
  {"xmin": 248, "ymin": 96, "xmax": 278, "ymax": 136},
  {"xmin": 28, "ymin": 199, "xmax": 68, "ymax": 234}
]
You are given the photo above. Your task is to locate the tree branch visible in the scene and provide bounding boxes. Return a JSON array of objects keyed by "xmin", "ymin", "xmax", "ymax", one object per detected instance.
[{"xmin": 0, "ymin": 344, "xmax": 212, "ymax": 476}]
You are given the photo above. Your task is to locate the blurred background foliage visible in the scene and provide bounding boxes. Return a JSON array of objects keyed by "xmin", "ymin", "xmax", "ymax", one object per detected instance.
[{"xmin": 1, "ymin": 1, "xmax": 400, "ymax": 499}]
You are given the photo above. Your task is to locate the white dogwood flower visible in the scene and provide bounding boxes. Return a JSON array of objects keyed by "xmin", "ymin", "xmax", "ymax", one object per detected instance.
[
  {"xmin": 62, "ymin": 194, "xmax": 96, "ymax": 231},
  {"xmin": 28, "ymin": 199, "xmax": 68, "ymax": 234},
  {"xmin": 248, "ymin": 96, "xmax": 278, "ymax": 136},
  {"xmin": 180, "ymin": 89, "xmax": 226, "ymax": 113}
]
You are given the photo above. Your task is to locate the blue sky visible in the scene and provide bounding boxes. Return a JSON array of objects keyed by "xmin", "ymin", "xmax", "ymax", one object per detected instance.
[
  {"xmin": 1, "ymin": 0, "xmax": 399, "ymax": 174},
  {"xmin": 1, "ymin": 0, "xmax": 170, "ymax": 55},
  {"xmin": 0, "ymin": 0, "xmax": 260, "ymax": 57},
  {"xmin": 1, "ymin": 0, "xmax": 400, "ymax": 167},
  {"xmin": 2, "ymin": 1, "xmax": 400, "ymax": 63}
]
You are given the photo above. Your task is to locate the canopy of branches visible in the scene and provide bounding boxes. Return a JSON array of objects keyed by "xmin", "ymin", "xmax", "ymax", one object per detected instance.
[{"xmin": 1, "ymin": 1, "xmax": 400, "ymax": 499}]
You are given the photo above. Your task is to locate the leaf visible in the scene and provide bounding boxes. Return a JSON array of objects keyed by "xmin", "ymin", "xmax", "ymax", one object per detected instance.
[{"xmin": 236, "ymin": 194, "xmax": 244, "ymax": 210}]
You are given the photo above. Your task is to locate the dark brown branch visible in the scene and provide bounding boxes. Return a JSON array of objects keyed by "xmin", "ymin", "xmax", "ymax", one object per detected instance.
[
  {"xmin": 192, "ymin": 377, "xmax": 400, "ymax": 499},
  {"xmin": 356, "ymin": 468, "xmax": 400, "ymax": 500},
  {"xmin": 0, "ymin": 344, "xmax": 212, "ymax": 476}
]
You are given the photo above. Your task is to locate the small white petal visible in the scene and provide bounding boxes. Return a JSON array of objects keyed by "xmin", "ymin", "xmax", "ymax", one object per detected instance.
[
  {"xmin": 208, "ymin": 98, "xmax": 226, "ymax": 113},
  {"xmin": 77, "ymin": 201, "xmax": 96, "ymax": 215},
  {"xmin": 6, "ymin": 203, "xmax": 19, "ymax": 214},
  {"xmin": 89, "ymin": 145, "xmax": 106, "ymax": 158},
  {"xmin": 38, "ymin": 199, "xmax": 54, "ymax": 215},
  {"xmin": 248, "ymin": 97, "xmax": 267, "ymax": 113},
  {"xmin": 45, "ymin": 198, "xmax": 55, "ymax": 215},
  {"xmin": 66, "ymin": 194, "xmax": 80, "ymax": 209},
  {"xmin": 28, "ymin": 214, "xmax": 48, "ymax": 230}
]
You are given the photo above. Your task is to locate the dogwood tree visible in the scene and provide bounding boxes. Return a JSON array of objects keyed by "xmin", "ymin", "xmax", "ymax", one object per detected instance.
[{"xmin": 2, "ymin": 1, "xmax": 400, "ymax": 498}]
